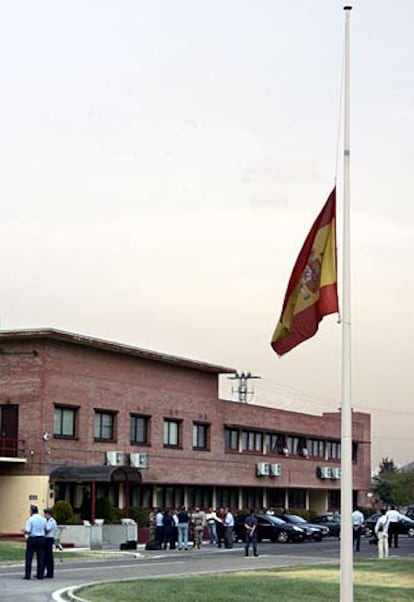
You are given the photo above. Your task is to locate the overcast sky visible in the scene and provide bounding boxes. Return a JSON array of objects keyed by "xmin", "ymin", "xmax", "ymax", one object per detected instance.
[{"xmin": 0, "ymin": 1, "xmax": 412, "ymax": 471}]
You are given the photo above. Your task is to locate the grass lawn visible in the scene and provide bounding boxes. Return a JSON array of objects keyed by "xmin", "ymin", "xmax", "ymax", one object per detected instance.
[
  {"xmin": 0, "ymin": 540, "xmax": 91, "ymax": 562},
  {"xmin": 78, "ymin": 559, "xmax": 414, "ymax": 602},
  {"xmin": 0, "ymin": 540, "xmax": 26, "ymax": 562}
]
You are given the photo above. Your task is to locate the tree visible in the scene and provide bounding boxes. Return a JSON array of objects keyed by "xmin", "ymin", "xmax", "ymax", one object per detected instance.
[
  {"xmin": 377, "ymin": 457, "xmax": 397, "ymax": 476},
  {"xmin": 372, "ymin": 458, "xmax": 414, "ymax": 506}
]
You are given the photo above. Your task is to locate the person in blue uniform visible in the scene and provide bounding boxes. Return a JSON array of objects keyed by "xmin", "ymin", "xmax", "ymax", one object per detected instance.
[
  {"xmin": 23, "ymin": 505, "xmax": 47, "ymax": 579},
  {"xmin": 244, "ymin": 509, "xmax": 259, "ymax": 557},
  {"xmin": 44, "ymin": 508, "xmax": 58, "ymax": 578}
]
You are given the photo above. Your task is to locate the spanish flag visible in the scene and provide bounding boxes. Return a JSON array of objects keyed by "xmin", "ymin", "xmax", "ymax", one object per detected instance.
[{"xmin": 271, "ymin": 189, "xmax": 339, "ymax": 356}]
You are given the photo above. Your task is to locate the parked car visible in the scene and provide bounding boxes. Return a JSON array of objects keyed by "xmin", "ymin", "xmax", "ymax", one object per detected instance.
[
  {"xmin": 233, "ymin": 513, "xmax": 305, "ymax": 544},
  {"xmin": 312, "ymin": 513, "xmax": 341, "ymax": 537},
  {"xmin": 405, "ymin": 507, "xmax": 414, "ymax": 520},
  {"xmin": 365, "ymin": 513, "xmax": 414, "ymax": 538},
  {"xmin": 278, "ymin": 514, "xmax": 328, "ymax": 541}
]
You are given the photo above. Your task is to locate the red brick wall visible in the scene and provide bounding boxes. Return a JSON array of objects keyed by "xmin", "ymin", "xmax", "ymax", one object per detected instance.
[{"xmin": 0, "ymin": 336, "xmax": 371, "ymax": 498}]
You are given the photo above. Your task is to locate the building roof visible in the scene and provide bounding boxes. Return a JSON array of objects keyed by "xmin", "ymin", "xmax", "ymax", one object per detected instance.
[
  {"xmin": 49, "ymin": 464, "xmax": 142, "ymax": 483},
  {"xmin": 0, "ymin": 328, "xmax": 236, "ymax": 375}
]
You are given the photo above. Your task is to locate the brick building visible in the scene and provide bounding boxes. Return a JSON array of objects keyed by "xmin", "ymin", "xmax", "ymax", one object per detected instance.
[{"xmin": 0, "ymin": 329, "xmax": 371, "ymax": 534}]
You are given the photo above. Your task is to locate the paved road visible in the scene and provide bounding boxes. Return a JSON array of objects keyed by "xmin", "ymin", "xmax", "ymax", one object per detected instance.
[{"xmin": 1, "ymin": 536, "xmax": 413, "ymax": 602}]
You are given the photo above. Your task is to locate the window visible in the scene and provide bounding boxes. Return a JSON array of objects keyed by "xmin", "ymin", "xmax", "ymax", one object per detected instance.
[
  {"xmin": 264, "ymin": 433, "xmax": 279, "ymax": 454},
  {"xmin": 352, "ymin": 442, "xmax": 358, "ymax": 463},
  {"xmin": 328, "ymin": 490, "xmax": 340, "ymax": 510},
  {"xmin": 242, "ymin": 488, "xmax": 263, "ymax": 510},
  {"xmin": 215, "ymin": 486, "xmax": 239, "ymax": 509},
  {"xmin": 224, "ymin": 428, "xmax": 239, "ymax": 451},
  {"xmin": 130, "ymin": 414, "xmax": 150, "ymax": 445},
  {"xmin": 187, "ymin": 486, "xmax": 213, "ymax": 509},
  {"xmin": 241, "ymin": 430, "xmax": 263, "ymax": 453},
  {"xmin": 54, "ymin": 405, "xmax": 77, "ymax": 438},
  {"xmin": 286, "ymin": 436, "xmax": 299, "ymax": 455},
  {"xmin": 268, "ymin": 487, "xmax": 286, "ymax": 508},
  {"xmin": 129, "ymin": 484, "xmax": 153, "ymax": 509},
  {"xmin": 156, "ymin": 485, "xmax": 185, "ymax": 509},
  {"xmin": 193, "ymin": 423, "xmax": 209, "ymax": 450},
  {"xmin": 94, "ymin": 411, "xmax": 116, "ymax": 441},
  {"xmin": 274, "ymin": 434, "xmax": 288, "ymax": 455},
  {"xmin": 163, "ymin": 419, "xmax": 181, "ymax": 447},
  {"xmin": 288, "ymin": 488, "xmax": 306, "ymax": 509},
  {"xmin": 306, "ymin": 438, "xmax": 325, "ymax": 458},
  {"xmin": 327, "ymin": 440, "xmax": 341, "ymax": 460}
]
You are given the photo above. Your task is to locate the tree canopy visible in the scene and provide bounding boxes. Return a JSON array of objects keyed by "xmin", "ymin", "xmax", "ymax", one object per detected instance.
[{"xmin": 372, "ymin": 458, "xmax": 414, "ymax": 506}]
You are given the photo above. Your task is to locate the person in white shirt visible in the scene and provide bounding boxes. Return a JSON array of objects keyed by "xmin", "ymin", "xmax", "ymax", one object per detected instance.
[
  {"xmin": 386, "ymin": 505, "xmax": 404, "ymax": 549},
  {"xmin": 155, "ymin": 508, "xmax": 164, "ymax": 545},
  {"xmin": 205, "ymin": 507, "xmax": 217, "ymax": 544},
  {"xmin": 352, "ymin": 506, "xmax": 364, "ymax": 552},
  {"xmin": 224, "ymin": 507, "xmax": 234, "ymax": 549},
  {"xmin": 374, "ymin": 508, "xmax": 389, "ymax": 559}
]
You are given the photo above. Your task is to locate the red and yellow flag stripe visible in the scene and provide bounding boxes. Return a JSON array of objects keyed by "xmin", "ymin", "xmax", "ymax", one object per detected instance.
[{"xmin": 271, "ymin": 189, "xmax": 339, "ymax": 356}]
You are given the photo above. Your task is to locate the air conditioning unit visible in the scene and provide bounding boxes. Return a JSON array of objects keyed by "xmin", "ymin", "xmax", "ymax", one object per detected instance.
[
  {"xmin": 333, "ymin": 467, "xmax": 341, "ymax": 480},
  {"xmin": 106, "ymin": 451, "xmax": 127, "ymax": 466},
  {"xmin": 256, "ymin": 462, "xmax": 270, "ymax": 477},
  {"xmin": 269, "ymin": 463, "xmax": 282, "ymax": 477},
  {"xmin": 130, "ymin": 452, "xmax": 148, "ymax": 469}
]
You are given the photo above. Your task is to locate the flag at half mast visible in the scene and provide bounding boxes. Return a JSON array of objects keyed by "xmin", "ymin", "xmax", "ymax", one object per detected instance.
[{"xmin": 271, "ymin": 189, "xmax": 339, "ymax": 356}]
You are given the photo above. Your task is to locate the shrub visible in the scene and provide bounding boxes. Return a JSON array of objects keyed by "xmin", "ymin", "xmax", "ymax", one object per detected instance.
[
  {"xmin": 111, "ymin": 507, "xmax": 125, "ymax": 524},
  {"xmin": 128, "ymin": 507, "xmax": 150, "ymax": 527},
  {"xmin": 53, "ymin": 500, "xmax": 74, "ymax": 525},
  {"xmin": 95, "ymin": 498, "xmax": 114, "ymax": 523}
]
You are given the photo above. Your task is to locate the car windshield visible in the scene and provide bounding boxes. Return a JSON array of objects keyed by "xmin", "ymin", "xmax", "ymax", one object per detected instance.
[
  {"xmin": 266, "ymin": 515, "xmax": 287, "ymax": 526},
  {"xmin": 320, "ymin": 515, "xmax": 341, "ymax": 523},
  {"xmin": 286, "ymin": 515, "xmax": 306, "ymax": 523}
]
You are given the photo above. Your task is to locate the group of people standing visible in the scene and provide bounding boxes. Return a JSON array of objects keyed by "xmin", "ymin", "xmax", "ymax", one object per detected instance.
[
  {"xmin": 352, "ymin": 504, "xmax": 405, "ymax": 559},
  {"xmin": 23, "ymin": 505, "xmax": 58, "ymax": 580},
  {"xmin": 373, "ymin": 505, "xmax": 405, "ymax": 559},
  {"xmin": 150, "ymin": 506, "xmax": 235, "ymax": 551}
]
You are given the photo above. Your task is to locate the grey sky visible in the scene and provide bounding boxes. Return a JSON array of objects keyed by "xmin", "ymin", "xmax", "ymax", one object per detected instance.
[{"xmin": 0, "ymin": 1, "xmax": 413, "ymax": 470}]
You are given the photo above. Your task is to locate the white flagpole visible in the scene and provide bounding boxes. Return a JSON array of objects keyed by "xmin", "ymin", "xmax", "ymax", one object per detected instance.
[{"xmin": 340, "ymin": 5, "xmax": 353, "ymax": 602}]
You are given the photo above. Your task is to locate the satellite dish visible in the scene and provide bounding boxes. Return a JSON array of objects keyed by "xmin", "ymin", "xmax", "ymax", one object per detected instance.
[{"xmin": 42, "ymin": 432, "xmax": 50, "ymax": 441}]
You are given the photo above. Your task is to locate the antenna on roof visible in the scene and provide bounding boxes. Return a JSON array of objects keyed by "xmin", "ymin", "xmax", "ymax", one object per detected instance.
[{"xmin": 227, "ymin": 371, "xmax": 261, "ymax": 403}]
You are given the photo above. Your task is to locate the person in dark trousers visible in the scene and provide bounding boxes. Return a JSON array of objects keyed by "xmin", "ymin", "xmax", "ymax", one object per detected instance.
[
  {"xmin": 386, "ymin": 505, "xmax": 403, "ymax": 549},
  {"xmin": 43, "ymin": 508, "xmax": 57, "ymax": 578},
  {"xmin": 244, "ymin": 509, "xmax": 259, "ymax": 557},
  {"xmin": 352, "ymin": 506, "xmax": 364, "ymax": 552},
  {"xmin": 224, "ymin": 507, "xmax": 234, "ymax": 549},
  {"xmin": 23, "ymin": 505, "xmax": 47, "ymax": 579},
  {"xmin": 162, "ymin": 510, "xmax": 174, "ymax": 550},
  {"xmin": 215, "ymin": 508, "xmax": 226, "ymax": 548}
]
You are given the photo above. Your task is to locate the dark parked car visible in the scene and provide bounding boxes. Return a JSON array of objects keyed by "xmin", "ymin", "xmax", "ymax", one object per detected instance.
[
  {"xmin": 365, "ymin": 513, "xmax": 414, "ymax": 538},
  {"xmin": 405, "ymin": 507, "xmax": 414, "ymax": 520},
  {"xmin": 278, "ymin": 514, "xmax": 328, "ymax": 541},
  {"xmin": 312, "ymin": 513, "xmax": 341, "ymax": 537},
  {"xmin": 234, "ymin": 513, "xmax": 305, "ymax": 544}
]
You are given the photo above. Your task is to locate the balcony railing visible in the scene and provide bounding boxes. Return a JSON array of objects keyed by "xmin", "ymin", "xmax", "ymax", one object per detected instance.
[{"xmin": 0, "ymin": 436, "xmax": 26, "ymax": 459}]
